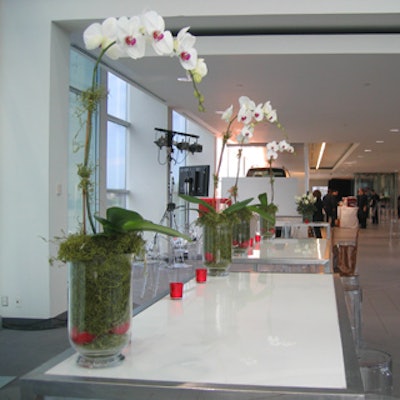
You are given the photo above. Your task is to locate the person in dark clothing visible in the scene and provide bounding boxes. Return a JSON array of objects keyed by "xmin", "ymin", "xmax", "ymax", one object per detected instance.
[
  {"xmin": 357, "ymin": 187, "xmax": 368, "ymax": 229},
  {"xmin": 323, "ymin": 189, "xmax": 338, "ymax": 227},
  {"xmin": 312, "ymin": 189, "xmax": 324, "ymax": 238},
  {"xmin": 369, "ymin": 189, "xmax": 380, "ymax": 224}
]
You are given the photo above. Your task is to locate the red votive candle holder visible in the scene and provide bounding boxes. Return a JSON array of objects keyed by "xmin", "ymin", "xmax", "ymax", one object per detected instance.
[
  {"xmin": 196, "ymin": 268, "xmax": 207, "ymax": 283},
  {"xmin": 255, "ymin": 234, "xmax": 261, "ymax": 243},
  {"xmin": 170, "ymin": 282, "xmax": 183, "ymax": 299}
]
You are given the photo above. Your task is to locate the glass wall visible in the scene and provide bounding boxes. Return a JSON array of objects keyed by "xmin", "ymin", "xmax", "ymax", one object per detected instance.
[{"xmin": 354, "ymin": 172, "xmax": 398, "ymax": 218}]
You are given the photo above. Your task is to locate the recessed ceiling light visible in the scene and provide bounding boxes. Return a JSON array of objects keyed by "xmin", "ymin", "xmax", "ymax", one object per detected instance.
[
  {"xmin": 364, "ymin": 149, "xmax": 372, "ymax": 152},
  {"xmin": 376, "ymin": 140, "xmax": 384, "ymax": 143},
  {"xmin": 389, "ymin": 128, "xmax": 399, "ymax": 133}
]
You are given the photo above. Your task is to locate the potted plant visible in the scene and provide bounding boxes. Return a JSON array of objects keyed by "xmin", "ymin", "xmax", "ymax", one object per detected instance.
[
  {"xmin": 56, "ymin": 10, "xmax": 207, "ymax": 368},
  {"xmin": 295, "ymin": 192, "xmax": 317, "ymax": 223},
  {"xmin": 180, "ymin": 96, "xmax": 288, "ymax": 271},
  {"xmin": 179, "ymin": 195, "xmax": 253, "ymax": 275}
]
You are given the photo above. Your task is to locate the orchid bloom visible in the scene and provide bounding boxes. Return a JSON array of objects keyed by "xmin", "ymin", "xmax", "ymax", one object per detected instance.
[
  {"xmin": 83, "ymin": 17, "xmax": 123, "ymax": 60},
  {"xmin": 190, "ymin": 58, "xmax": 208, "ymax": 83},
  {"xmin": 237, "ymin": 96, "xmax": 255, "ymax": 124},
  {"xmin": 221, "ymin": 105, "xmax": 234, "ymax": 122},
  {"xmin": 267, "ymin": 148, "xmax": 279, "ymax": 160},
  {"xmin": 82, "ymin": 10, "xmax": 207, "ymax": 113},
  {"xmin": 253, "ymin": 103, "xmax": 265, "ymax": 122},
  {"xmin": 141, "ymin": 10, "xmax": 174, "ymax": 56},
  {"xmin": 279, "ymin": 139, "xmax": 294, "ymax": 153},
  {"xmin": 263, "ymin": 101, "xmax": 278, "ymax": 123},
  {"xmin": 174, "ymin": 27, "xmax": 198, "ymax": 70},
  {"xmin": 267, "ymin": 140, "xmax": 280, "ymax": 152},
  {"xmin": 116, "ymin": 16, "xmax": 146, "ymax": 59},
  {"xmin": 237, "ymin": 125, "xmax": 254, "ymax": 144}
]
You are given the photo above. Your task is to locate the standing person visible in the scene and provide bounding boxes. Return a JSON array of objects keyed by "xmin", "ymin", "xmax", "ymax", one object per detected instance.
[
  {"xmin": 397, "ymin": 195, "xmax": 400, "ymax": 219},
  {"xmin": 331, "ymin": 189, "xmax": 339, "ymax": 226},
  {"xmin": 323, "ymin": 189, "xmax": 338, "ymax": 227},
  {"xmin": 312, "ymin": 189, "xmax": 324, "ymax": 238},
  {"xmin": 357, "ymin": 187, "xmax": 368, "ymax": 229},
  {"xmin": 370, "ymin": 189, "xmax": 380, "ymax": 224}
]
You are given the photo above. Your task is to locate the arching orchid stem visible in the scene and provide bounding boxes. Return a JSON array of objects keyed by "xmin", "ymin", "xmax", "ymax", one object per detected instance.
[{"xmin": 81, "ymin": 41, "xmax": 116, "ymax": 235}]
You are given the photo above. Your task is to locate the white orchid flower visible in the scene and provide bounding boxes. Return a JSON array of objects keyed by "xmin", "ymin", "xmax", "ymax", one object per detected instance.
[
  {"xmin": 236, "ymin": 132, "xmax": 248, "ymax": 144},
  {"xmin": 263, "ymin": 101, "xmax": 278, "ymax": 123},
  {"xmin": 278, "ymin": 139, "xmax": 292, "ymax": 152},
  {"xmin": 237, "ymin": 106, "xmax": 252, "ymax": 124},
  {"xmin": 238, "ymin": 125, "xmax": 254, "ymax": 143},
  {"xmin": 174, "ymin": 27, "xmax": 198, "ymax": 70},
  {"xmin": 83, "ymin": 17, "xmax": 123, "ymax": 60},
  {"xmin": 190, "ymin": 58, "xmax": 208, "ymax": 83},
  {"xmin": 141, "ymin": 10, "xmax": 174, "ymax": 55},
  {"xmin": 238, "ymin": 96, "xmax": 256, "ymax": 110},
  {"xmin": 266, "ymin": 140, "xmax": 279, "ymax": 152},
  {"xmin": 253, "ymin": 103, "xmax": 264, "ymax": 122},
  {"xmin": 221, "ymin": 105, "xmax": 233, "ymax": 122},
  {"xmin": 267, "ymin": 148, "xmax": 278, "ymax": 160},
  {"xmin": 116, "ymin": 16, "xmax": 146, "ymax": 59}
]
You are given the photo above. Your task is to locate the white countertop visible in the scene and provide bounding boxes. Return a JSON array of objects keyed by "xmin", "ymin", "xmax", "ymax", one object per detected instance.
[{"xmin": 47, "ymin": 273, "xmax": 346, "ymax": 389}]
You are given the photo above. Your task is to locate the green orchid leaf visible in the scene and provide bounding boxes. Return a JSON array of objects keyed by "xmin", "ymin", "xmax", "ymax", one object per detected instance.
[
  {"xmin": 94, "ymin": 215, "xmax": 124, "ymax": 234},
  {"xmin": 248, "ymin": 206, "xmax": 275, "ymax": 224},
  {"xmin": 258, "ymin": 192, "xmax": 268, "ymax": 206},
  {"xmin": 123, "ymin": 219, "xmax": 190, "ymax": 240},
  {"xmin": 179, "ymin": 194, "xmax": 217, "ymax": 214},
  {"xmin": 95, "ymin": 207, "xmax": 189, "ymax": 240},
  {"xmin": 106, "ymin": 207, "xmax": 144, "ymax": 227},
  {"xmin": 223, "ymin": 198, "xmax": 253, "ymax": 215}
]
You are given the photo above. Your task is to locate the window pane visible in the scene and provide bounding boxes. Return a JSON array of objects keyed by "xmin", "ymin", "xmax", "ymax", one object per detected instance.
[
  {"xmin": 69, "ymin": 51, "xmax": 99, "ymax": 232},
  {"xmin": 107, "ymin": 191, "xmax": 127, "ymax": 209},
  {"xmin": 107, "ymin": 121, "xmax": 126, "ymax": 190},
  {"xmin": 172, "ymin": 110, "xmax": 186, "ymax": 132},
  {"xmin": 70, "ymin": 49, "xmax": 95, "ymax": 91},
  {"xmin": 107, "ymin": 72, "xmax": 127, "ymax": 120}
]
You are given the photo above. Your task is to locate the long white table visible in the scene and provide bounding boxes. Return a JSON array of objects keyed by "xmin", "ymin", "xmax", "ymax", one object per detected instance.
[
  {"xmin": 21, "ymin": 272, "xmax": 364, "ymax": 399},
  {"xmin": 233, "ymin": 238, "xmax": 332, "ymax": 273}
]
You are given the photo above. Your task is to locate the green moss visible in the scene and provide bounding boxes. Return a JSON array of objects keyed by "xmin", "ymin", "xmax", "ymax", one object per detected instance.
[{"xmin": 57, "ymin": 232, "xmax": 145, "ymax": 263}]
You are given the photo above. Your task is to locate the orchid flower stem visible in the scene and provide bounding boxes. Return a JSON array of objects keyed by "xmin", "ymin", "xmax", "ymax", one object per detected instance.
[
  {"xmin": 81, "ymin": 41, "xmax": 116, "ymax": 235},
  {"xmin": 232, "ymin": 148, "xmax": 242, "ymax": 203},
  {"xmin": 214, "ymin": 115, "xmax": 236, "ymax": 199}
]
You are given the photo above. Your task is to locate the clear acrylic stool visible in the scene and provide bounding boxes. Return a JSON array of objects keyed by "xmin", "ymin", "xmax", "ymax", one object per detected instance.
[
  {"xmin": 358, "ymin": 347, "xmax": 393, "ymax": 395},
  {"xmin": 341, "ymin": 275, "xmax": 362, "ymax": 349}
]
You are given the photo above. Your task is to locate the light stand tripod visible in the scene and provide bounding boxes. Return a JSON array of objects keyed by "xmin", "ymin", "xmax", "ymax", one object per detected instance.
[{"xmin": 153, "ymin": 127, "xmax": 201, "ymax": 267}]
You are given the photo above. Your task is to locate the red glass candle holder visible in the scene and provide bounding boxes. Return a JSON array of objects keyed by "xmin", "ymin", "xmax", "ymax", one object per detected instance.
[
  {"xmin": 170, "ymin": 282, "xmax": 183, "ymax": 299},
  {"xmin": 196, "ymin": 268, "xmax": 207, "ymax": 283}
]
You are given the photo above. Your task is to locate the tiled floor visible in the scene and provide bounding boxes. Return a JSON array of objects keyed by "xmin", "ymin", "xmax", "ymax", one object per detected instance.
[
  {"xmin": 0, "ymin": 218, "xmax": 400, "ymax": 399},
  {"xmin": 357, "ymin": 218, "xmax": 400, "ymax": 397}
]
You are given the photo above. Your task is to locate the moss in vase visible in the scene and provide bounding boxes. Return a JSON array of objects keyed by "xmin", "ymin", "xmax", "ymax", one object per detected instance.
[{"xmin": 57, "ymin": 231, "xmax": 145, "ymax": 263}]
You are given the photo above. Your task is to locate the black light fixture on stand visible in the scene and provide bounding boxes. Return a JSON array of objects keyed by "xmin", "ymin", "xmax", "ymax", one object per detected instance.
[{"xmin": 153, "ymin": 127, "xmax": 203, "ymax": 267}]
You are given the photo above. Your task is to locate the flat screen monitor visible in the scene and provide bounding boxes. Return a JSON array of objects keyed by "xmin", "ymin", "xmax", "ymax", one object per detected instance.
[{"xmin": 178, "ymin": 165, "xmax": 210, "ymax": 196}]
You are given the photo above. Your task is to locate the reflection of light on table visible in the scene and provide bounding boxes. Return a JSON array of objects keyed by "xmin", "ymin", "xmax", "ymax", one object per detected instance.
[
  {"xmin": 317, "ymin": 239, "xmax": 322, "ymax": 260},
  {"xmin": 233, "ymin": 238, "xmax": 332, "ymax": 273}
]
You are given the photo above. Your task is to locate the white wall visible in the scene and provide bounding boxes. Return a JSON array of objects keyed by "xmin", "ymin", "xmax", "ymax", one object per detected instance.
[{"xmin": 2, "ymin": 0, "xmax": 400, "ymax": 318}]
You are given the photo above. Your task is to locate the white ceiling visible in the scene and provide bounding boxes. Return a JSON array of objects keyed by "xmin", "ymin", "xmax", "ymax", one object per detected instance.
[{"xmin": 63, "ymin": 11, "xmax": 400, "ymax": 180}]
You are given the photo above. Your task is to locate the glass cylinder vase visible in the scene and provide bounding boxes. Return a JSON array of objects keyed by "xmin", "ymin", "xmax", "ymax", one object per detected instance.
[
  {"xmin": 303, "ymin": 214, "xmax": 313, "ymax": 223},
  {"xmin": 203, "ymin": 221, "xmax": 232, "ymax": 276},
  {"xmin": 232, "ymin": 219, "xmax": 251, "ymax": 254},
  {"xmin": 260, "ymin": 213, "xmax": 276, "ymax": 240},
  {"xmin": 68, "ymin": 253, "xmax": 133, "ymax": 368}
]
